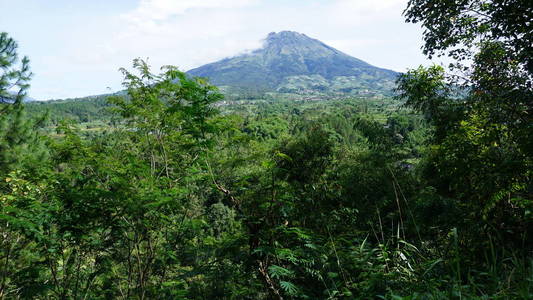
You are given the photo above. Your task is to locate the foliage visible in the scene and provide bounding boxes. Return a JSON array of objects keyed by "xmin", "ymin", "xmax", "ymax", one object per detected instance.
[{"xmin": 1, "ymin": 3, "xmax": 532, "ymax": 297}]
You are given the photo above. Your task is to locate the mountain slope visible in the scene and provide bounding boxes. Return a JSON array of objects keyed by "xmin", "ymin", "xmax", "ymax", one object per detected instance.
[{"xmin": 187, "ymin": 31, "xmax": 398, "ymax": 96}]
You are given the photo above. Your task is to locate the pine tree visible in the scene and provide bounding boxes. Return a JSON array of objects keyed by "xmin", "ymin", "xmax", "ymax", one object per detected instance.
[{"xmin": 0, "ymin": 32, "xmax": 47, "ymax": 176}]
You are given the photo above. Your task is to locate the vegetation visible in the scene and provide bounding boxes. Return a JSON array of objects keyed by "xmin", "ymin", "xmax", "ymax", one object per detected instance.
[{"xmin": 1, "ymin": 1, "xmax": 532, "ymax": 298}]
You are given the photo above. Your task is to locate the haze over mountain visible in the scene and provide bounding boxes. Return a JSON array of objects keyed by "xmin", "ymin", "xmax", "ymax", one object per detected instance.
[{"xmin": 187, "ymin": 31, "xmax": 398, "ymax": 96}]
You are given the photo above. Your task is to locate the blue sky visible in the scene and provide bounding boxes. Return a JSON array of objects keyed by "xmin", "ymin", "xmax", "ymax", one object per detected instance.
[{"xmin": 0, "ymin": 0, "xmax": 438, "ymax": 100}]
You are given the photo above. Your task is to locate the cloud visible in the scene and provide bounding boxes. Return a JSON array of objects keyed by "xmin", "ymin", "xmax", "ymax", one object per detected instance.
[
  {"xmin": 326, "ymin": 0, "xmax": 407, "ymax": 26},
  {"xmin": 333, "ymin": 0, "xmax": 405, "ymax": 11},
  {"xmin": 122, "ymin": 0, "xmax": 258, "ymax": 26},
  {"xmin": 110, "ymin": 0, "xmax": 261, "ymax": 67},
  {"xmin": 111, "ymin": 0, "xmax": 262, "ymax": 71}
]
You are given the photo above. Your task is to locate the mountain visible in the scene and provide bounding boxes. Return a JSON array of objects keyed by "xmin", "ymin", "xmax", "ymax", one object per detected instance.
[
  {"xmin": 25, "ymin": 96, "xmax": 37, "ymax": 102},
  {"xmin": 0, "ymin": 92, "xmax": 36, "ymax": 103},
  {"xmin": 187, "ymin": 31, "xmax": 398, "ymax": 97}
]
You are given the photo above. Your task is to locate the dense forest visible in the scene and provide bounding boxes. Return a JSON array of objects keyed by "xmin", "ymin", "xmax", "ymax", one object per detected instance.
[{"xmin": 1, "ymin": 0, "xmax": 532, "ymax": 299}]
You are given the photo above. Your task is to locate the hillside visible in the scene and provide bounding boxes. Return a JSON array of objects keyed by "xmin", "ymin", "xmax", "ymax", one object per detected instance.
[{"xmin": 187, "ymin": 31, "xmax": 398, "ymax": 97}]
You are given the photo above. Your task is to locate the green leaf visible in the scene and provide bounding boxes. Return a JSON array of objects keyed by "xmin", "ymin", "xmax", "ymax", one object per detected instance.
[
  {"xmin": 268, "ymin": 265, "xmax": 293, "ymax": 279},
  {"xmin": 280, "ymin": 281, "xmax": 299, "ymax": 296}
]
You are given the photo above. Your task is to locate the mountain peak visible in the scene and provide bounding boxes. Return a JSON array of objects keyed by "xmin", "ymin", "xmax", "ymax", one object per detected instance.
[
  {"xmin": 266, "ymin": 31, "xmax": 307, "ymax": 40},
  {"xmin": 258, "ymin": 31, "xmax": 346, "ymax": 64},
  {"xmin": 264, "ymin": 31, "xmax": 327, "ymax": 49}
]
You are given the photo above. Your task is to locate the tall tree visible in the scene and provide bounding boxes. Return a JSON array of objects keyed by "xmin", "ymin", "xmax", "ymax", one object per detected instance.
[
  {"xmin": 0, "ymin": 32, "xmax": 46, "ymax": 175},
  {"xmin": 404, "ymin": 0, "xmax": 533, "ymax": 75},
  {"xmin": 0, "ymin": 32, "xmax": 31, "ymax": 106},
  {"xmin": 398, "ymin": 0, "xmax": 532, "ymax": 247},
  {"xmin": 0, "ymin": 32, "xmax": 49, "ymax": 299}
]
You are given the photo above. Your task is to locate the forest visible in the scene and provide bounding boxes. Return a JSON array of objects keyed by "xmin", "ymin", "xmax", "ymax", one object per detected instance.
[{"xmin": 1, "ymin": 0, "xmax": 532, "ymax": 299}]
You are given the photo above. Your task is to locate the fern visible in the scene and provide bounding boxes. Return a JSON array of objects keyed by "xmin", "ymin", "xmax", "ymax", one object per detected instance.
[
  {"xmin": 268, "ymin": 265, "xmax": 294, "ymax": 279},
  {"xmin": 280, "ymin": 281, "xmax": 299, "ymax": 296}
]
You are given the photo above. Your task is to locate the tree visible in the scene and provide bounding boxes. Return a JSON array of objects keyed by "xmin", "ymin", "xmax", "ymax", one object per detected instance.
[
  {"xmin": 0, "ymin": 32, "xmax": 31, "ymax": 106},
  {"xmin": 0, "ymin": 32, "xmax": 46, "ymax": 175},
  {"xmin": 398, "ymin": 0, "xmax": 532, "ymax": 251},
  {"xmin": 0, "ymin": 32, "xmax": 49, "ymax": 299},
  {"xmin": 404, "ymin": 0, "xmax": 533, "ymax": 75},
  {"xmin": 109, "ymin": 59, "xmax": 222, "ymax": 178}
]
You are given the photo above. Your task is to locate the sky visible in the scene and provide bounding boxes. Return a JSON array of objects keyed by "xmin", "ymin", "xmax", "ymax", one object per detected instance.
[{"xmin": 0, "ymin": 0, "xmax": 438, "ymax": 100}]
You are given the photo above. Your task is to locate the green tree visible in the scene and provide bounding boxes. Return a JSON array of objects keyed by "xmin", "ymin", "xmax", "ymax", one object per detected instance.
[
  {"xmin": 0, "ymin": 32, "xmax": 50, "ymax": 299},
  {"xmin": 404, "ymin": 0, "xmax": 533, "ymax": 73},
  {"xmin": 0, "ymin": 32, "xmax": 47, "ymax": 176},
  {"xmin": 398, "ymin": 0, "xmax": 533, "ymax": 273},
  {"xmin": 0, "ymin": 32, "xmax": 31, "ymax": 106}
]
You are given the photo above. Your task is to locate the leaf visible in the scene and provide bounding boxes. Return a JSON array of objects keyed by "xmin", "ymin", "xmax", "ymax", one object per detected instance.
[
  {"xmin": 422, "ymin": 259, "xmax": 443, "ymax": 277},
  {"xmin": 280, "ymin": 281, "xmax": 299, "ymax": 296},
  {"xmin": 268, "ymin": 265, "xmax": 293, "ymax": 279}
]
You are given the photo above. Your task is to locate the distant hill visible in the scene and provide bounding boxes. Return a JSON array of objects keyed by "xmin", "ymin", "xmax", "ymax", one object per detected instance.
[
  {"xmin": 187, "ymin": 31, "xmax": 398, "ymax": 97},
  {"xmin": 0, "ymin": 92, "xmax": 36, "ymax": 103}
]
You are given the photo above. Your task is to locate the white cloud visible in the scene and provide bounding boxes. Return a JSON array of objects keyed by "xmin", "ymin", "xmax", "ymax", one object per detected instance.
[
  {"xmin": 109, "ymin": 0, "xmax": 263, "ymax": 73},
  {"xmin": 122, "ymin": 0, "xmax": 258, "ymax": 26},
  {"xmin": 333, "ymin": 0, "xmax": 405, "ymax": 11},
  {"xmin": 326, "ymin": 0, "xmax": 407, "ymax": 26}
]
